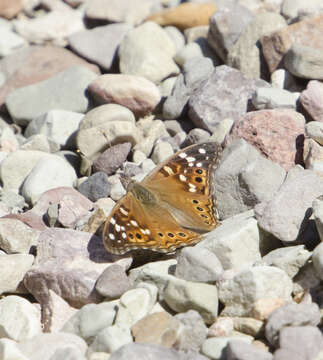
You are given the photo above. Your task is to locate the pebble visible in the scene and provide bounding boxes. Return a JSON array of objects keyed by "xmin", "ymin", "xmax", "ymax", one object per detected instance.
[
  {"xmin": 225, "ymin": 340, "xmax": 273, "ymax": 360},
  {"xmin": 300, "ymin": 80, "xmax": 323, "ymax": 122},
  {"xmin": 313, "ymin": 196, "xmax": 323, "ymax": 241},
  {"xmin": 281, "ymin": 0, "xmax": 323, "ymax": 22},
  {"xmin": 0, "ymin": 28, "xmax": 26, "ymax": 57},
  {"xmin": 151, "ymin": 141, "xmax": 174, "ymax": 164},
  {"xmin": 0, "ymin": 0, "xmax": 24, "ymax": 19},
  {"xmin": 252, "ymin": 87, "xmax": 299, "ymax": 109},
  {"xmin": 5, "ymin": 66, "xmax": 98, "ymax": 126},
  {"xmin": 78, "ymin": 172, "xmax": 110, "ymax": 202}
]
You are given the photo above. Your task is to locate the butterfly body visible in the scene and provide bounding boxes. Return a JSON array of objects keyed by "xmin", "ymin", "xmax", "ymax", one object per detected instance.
[{"xmin": 103, "ymin": 142, "xmax": 222, "ymax": 255}]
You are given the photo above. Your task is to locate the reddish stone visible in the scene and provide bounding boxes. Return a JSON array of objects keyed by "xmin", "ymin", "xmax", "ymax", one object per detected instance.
[
  {"xmin": 260, "ymin": 15, "xmax": 323, "ymax": 73},
  {"xmin": 0, "ymin": 0, "xmax": 23, "ymax": 19},
  {"xmin": 224, "ymin": 109, "xmax": 305, "ymax": 171},
  {"xmin": 0, "ymin": 45, "xmax": 100, "ymax": 107}
]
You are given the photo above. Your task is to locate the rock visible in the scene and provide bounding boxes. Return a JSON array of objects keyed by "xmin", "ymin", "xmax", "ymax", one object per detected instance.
[
  {"xmin": 163, "ymin": 56, "xmax": 214, "ymax": 120},
  {"xmin": 21, "ymin": 154, "xmax": 77, "ymax": 204},
  {"xmin": 13, "ymin": 9, "xmax": 84, "ymax": 45},
  {"xmin": 188, "ymin": 65, "xmax": 269, "ymax": 132},
  {"xmin": 0, "ymin": 0, "xmax": 23, "ymax": 19},
  {"xmin": 85, "ymin": 0, "xmax": 154, "ymax": 25},
  {"xmin": 88, "ymin": 74, "xmax": 161, "ymax": 117},
  {"xmin": 0, "ymin": 126, "xmax": 19, "ymax": 153},
  {"xmin": 275, "ymin": 326, "xmax": 323, "ymax": 359},
  {"xmin": 256, "ymin": 166, "xmax": 323, "ymax": 242},
  {"xmin": 213, "ymin": 139, "xmax": 286, "ymax": 219},
  {"xmin": 0, "ymin": 254, "xmax": 34, "ymax": 294},
  {"xmin": 227, "ymin": 12, "xmax": 286, "ymax": 79},
  {"xmin": 260, "ymin": 15, "xmax": 323, "ymax": 73},
  {"xmin": 20, "ymin": 134, "xmax": 58, "ymax": 153},
  {"xmin": 281, "ymin": 0, "xmax": 323, "ymax": 22},
  {"xmin": 313, "ymin": 196, "xmax": 323, "ymax": 241},
  {"xmin": 197, "ymin": 216, "xmax": 261, "ymax": 271},
  {"xmin": 252, "ymin": 298, "xmax": 286, "ymax": 321},
  {"xmin": 174, "ymin": 42, "xmax": 205, "ymax": 66},
  {"xmin": 311, "ymin": 241, "xmax": 323, "ymax": 280},
  {"xmin": 0, "ymin": 338, "xmax": 30, "ymax": 360},
  {"xmin": 270, "ymin": 68, "xmax": 300, "ymax": 91},
  {"xmin": 151, "ymin": 141, "xmax": 174, "ymax": 164},
  {"xmin": 219, "ymin": 266, "xmax": 293, "ymax": 317},
  {"xmin": 209, "ymin": 118, "xmax": 234, "ymax": 144},
  {"xmin": 0, "ymin": 189, "xmax": 25, "ymax": 212},
  {"xmin": 232, "ymin": 317, "xmax": 264, "ymax": 338},
  {"xmin": 118, "ymin": 21, "xmax": 179, "ymax": 84},
  {"xmin": 201, "ymin": 336, "xmax": 252, "ymax": 360},
  {"xmin": 224, "ymin": 109, "xmax": 305, "ymax": 171},
  {"xmin": 78, "ymin": 172, "xmax": 110, "ymax": 202},
  {"xmin": 0, "ymin": 28, "xmax": 26, "ymax": 57},
  {"xmin": 252, "ymin": 87, "xmax": 299, "ymax": 110},
  {"xmin": 262, "ymin": 245, "xmax": 311, "ymax": 279},
  {"xmin": 175, "ymin": 246, "xmax": 223, "ymax": 283},
  {"xmin": 284, "ymin": 44, "xmax": 323, "ymax": 80},
  {"xmin": 0, "ymin": 295, "xmax": 41, "ymax": 341},
  {"xmin": 225, "ymin": 340, "xmax": 273, "ymax": 360},
  {"xmin": 68, "ymin": 23, "xmax": 132, "ymax": 71},
  {"xmin": 93, "ymin": 142, "xmax": 132, "ymax": 176},
  {"xmin": 185, "ymin": 25, "xmax": 209, "ymax": 43},
  {"xmin": 208, "ymin": 317, "xmax": 234, "ymax": 337},
  {"xmin": 6, "ymin": 66, "xmax": 98, "ymax": 126},
  {"xmin": 48, "ymin": 347, "xmax": 87, "ymax": 360},
  {"xmin": 18, "ymin": 333, "xmax": 87, "ymax": 360},
  {"xmin": 114, "ymin": 288, "xmax": 156, "ymax": 327},
  {"xmin": 0, "ymin": 45, "xmax": 99, "ymax": 107},
  {"xmin": 165, "ymin": 26, "xmax": 185, "ymax": 52},
  {"xmin": 207, "ymin": 1, "xmax": 254, "ymax": 62},
  {"xmin": 300, "ymin": 80, "xmax": 323, "ymax": 122},
  {"xmin": 95, "ymin": 264, "xmax": 132, "ymax": 300},
  {"xmin": 265, "ymin": 303, "xmax": 321, "ymax": 346},
  {"xmin": 24, "ymin": 228, "xmax": 131, "ymax": 328},
  {"xmin": 148, "ymin": 2, "xmax": 216, "ymax": 29},
  {"xmin": 62, "ymin": 301, "xmax": 118, "ymax": 343},
  {"xmin": 163, "ymin": 278, "xmax": 218, "ymax": 324},
  {"xmin": 306, "ymin": 121, "xmax": 323, "ymax": 145},
  {"xmin": 25, "ymin": 110, "xmax": 83, "ymax": 149}
]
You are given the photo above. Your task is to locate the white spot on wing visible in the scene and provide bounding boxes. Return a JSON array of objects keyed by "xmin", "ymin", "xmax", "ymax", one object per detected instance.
[
  {"xmin": 196, "ymin": 162, "xmax": 202, "ymax": 167},
  {"xmin": 110, "ymin": 217, "xmax": 116, "ymax": 225},
  {"xmin": 120, "ymin": 207, "xmax": 128, "ymax": 216},
  {"xmin": 179, "ymin": 174, "xmax": 187, "ymax": 182},
  {"xmin": 163, "ymin": 166, "xmax": 174, "ymax": 175},
  {"xmin": 130, "ymin": 220, "xmax": 138, "ymax": 227},
  {"xmin": 186, "ymin": 156, "xmax": 195, "ymax": 162},
  {"xmin": 109, "ymin": 233, "xmax": 115, "ymax": 240},
  {"xmin": 122, "ymin": 232, "xmax": 127, "ymax": 239},
  {"xmin": 179, "ymin": 152, "xmax": 187, "ymax": 158},
  {"xmin": 189, "ymin": 188, "xmax": 196, "ymax": 192},
  {"xmin": 199, "ymin": 148, "xmax": 206, "ymax": 154},
  {"xmin": 115, "ymin": 224, "xmax": 120, "ymax": 232}
]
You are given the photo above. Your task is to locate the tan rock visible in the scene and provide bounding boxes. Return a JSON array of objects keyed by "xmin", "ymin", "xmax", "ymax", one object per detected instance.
[
  {"xmin": 232, "ymin": 317, "xmax": 264, "ymax": 338},
  {"xmin": 300, "ymin": 80, "xmax": 323, "ymax": 123},
  {"xmin": 303, "ymin": 138, "xmax": 323, "ymax": 176},
  {"xmin": 224, "ymin": 109, "xmax": 305, "ymax": 171},
  {"xmin": 0, "ymin": 0, "xmax": 23, "ymax": 19},
  {"xmin": 252, "ymin": 298, "xmax": 286, "ymax": 321},
  {"xmin": 147, "ymin": 2, "xmax": 217, "ymax": 30},
  {"xmin": 260, "ymin": 15, "xmax": 323, "ymax": 73}
]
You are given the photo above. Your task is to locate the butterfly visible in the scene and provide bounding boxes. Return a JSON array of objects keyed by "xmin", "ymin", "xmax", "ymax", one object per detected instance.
[{"xmin": 102, "ymin": 142, "xmax": 222, "ymax": 255}]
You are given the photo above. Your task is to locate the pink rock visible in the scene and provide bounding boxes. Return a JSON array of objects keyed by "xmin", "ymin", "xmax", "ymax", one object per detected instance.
[
  {"xmin": 224, "ymin": 109, "xmax": 305, "ymax": 171},
  {"xmin": 0, "ymin": 0, "xmax": 23, "ymax": 19},
  {"xmin": 0, "ymin": 46, "xmax": 100, "ymax": 107},
  {"xmin": 87, "ymin": 74, "xmax": 161, "ymax": 117},
  {"xmin": 3, "ymin": 212, "xmax": 47, "ymax": 231},
  {"xmin": 300, "ymin": 80, "xmax": 323, "ymax": 123}
]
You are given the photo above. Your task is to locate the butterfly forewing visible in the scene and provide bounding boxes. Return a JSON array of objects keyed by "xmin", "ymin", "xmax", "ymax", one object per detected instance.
[{"xmin": 102, "ymin": 142, "xmax": 222, "ymax": 255}]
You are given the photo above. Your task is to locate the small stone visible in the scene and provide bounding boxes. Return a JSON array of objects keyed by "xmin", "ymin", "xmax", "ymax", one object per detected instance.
[
  {"xmin": 6, "ymin": 66, "xmax": 98, "ymax": 126},
  {"xmin": 284, "ymin": 44, "xmax": 323, "ymax": 80},
  {"xmin": 265, "ymin": 303, "xmax": 321, "ymax": 346},
  {"xmin": 85, "ymin": 0, "xmax": 154, "ymax": 25},
  {"xmin": 185, "ymin": 25, "xmax": 209, "ymax": 43},
  {"xmin": 118, "ymin": 21, "xmax": 179, "ymax": 84},
  {"xmin": 0, "ymin": 295, "xmax": 41, "ymax": 341},
  {"xmin": 225, "ymin": 109, "xmax": 305, "ymax": 171},
  {"xmin": 78, "ymin": 172, "xmax": 110, "ymax": 202},
  {"xmin": 165, "ymin": 26, "xmax": 185, "ymax": 52},
  {"xmin": 225, "ymin": 340, "xmax": 273, "ymax": 360},
  {"xmin": 313, "ymin": 196, "xmax": 323, "ymax": 241},
  {"xmin": 0, "ymin": 0, "xmax": 24, "ymax": 19},
  {"xmin": 151, "ymin": 141, "xmax": 174, "ymax": 164},
  {"xmin": 0, "ymin": 338, "xmax": 30, "ymax": 360},
  {"xmin": 219, "ymin": 266, "xmax": 293, "ymax": 317},
  {"xmin": 0, "ymin": 254, "xmax": 34, "ymax": 295},
  {"xmin": 300, "ymin": 80, "xmax": 323, "ymax": 122},
  {"xmin": 208, "ymin": 317, "xmax": 234, "ymax": 338},
  {"xmin": 252, "ymin": 87, "xmax": 299, "ymax": 110},
  {"xmin": 20, "ymin": 134, "xmax": 58, "ymax": 153},
  {"xmin": 88, "ymin": 74, "xmax": 161, "ymax": 117},
  {"xmin": 0, "ymin": 28, "xmax": 26, "ymax": 57},
  {"xmin": 252, "ymin": 298, "xmax": 287, "ymax": 321},
  {"xmin": 281, "ymin": 0, "xmax": 323, "ymax": 22},
  {"xmin": 93, "ymin": 143, "xmax": 132, "ymax": 176},
  {"xmin": 306, "ymin": 121, "xmax": 323, "ymax": 145},
  {"xmin": 96, "ymin": 264, "xmax": 132, "ymax": 300},
  {"xmin": 232, "ymin": 317, "xmax": 264, "ymax": 338},
  {"xmin": 163, "ymin": 278, "xmax": 218, "ymax": 325},
  {"xmin": 68, "ymin": 23, "xmax": 132, "ymax": 71},
  {"xmin": 209, "ymin": 118, "xmax": 234, "ymax": 144},
  {"xmin": 147, "ymin": 3, "xmax": 217, "ymax": 30},
  {"xmin": 25, "ymin": 110, "xmax": 83, "ymax": 149}
]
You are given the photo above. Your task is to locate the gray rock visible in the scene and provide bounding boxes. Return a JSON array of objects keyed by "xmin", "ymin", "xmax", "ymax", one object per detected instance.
[
  {"xmin": 175, "ymin": 246, "xmax": 223, "ymax": 283},
  {"xmin": 119, "ymin": 21, "xmax": 179, "ymax": 83},
  {"xmin": 24, "ymin": 110, "xmax": 84, "ymax": 149},
  {"xmin": 0, "ymin": 189, "xmax": 25, "ymax": 211},
  {"xmin": 265, "ymin": 303, "xmax": 321, "ymax": 347},
  {"xmin": 262, "ymin": 245, "xmax": 311, "ymax": 278},
  {"xmin": 62, "ymin": 302, "xmax": 118, "ymax": 343},
  {"xmin": 207, "ymin": 1, "xmax": 254, "ymax": 61},
  {"xmin": 188, "ymin": 65, "xmax": 269, "ymax": 132},
  {"xmin": 68, "ymin": 23, "xmax": 132, "ymax": 71},
  {"xmin": 0, "ymin": 28, "xmax": 26, "ymax": 57},
  {"xmin": 78, "ymin": 172, "xmax": 110, "ymax": 202},
  {"xmin": 225, "ymin": 339, "xmax": 273, "ymax": 360},
  {"xmin": 305, "ymin": 121, "xmax": 323, "ymax": 145},
  {"xmin": 252, "ymin": 87, "xmax": 299, "ymax": 110},
  {"xmin": 0, "ymin": 254, "xmax": 34, "ymax": 294},
  {"xmin": 300, "ymin": 80, "xmax": 323, "ymax": 123},
  {"xmin": 182, "ymin": 128, "xmax": 210, "ymax": 147},
  {"xmin": 313, "ymin": 196, "xmax": 323, "ymax": 241},
  {"xmin": 274, "ymin": 326, "xmax": 323, "ymax": 359},
  {"xmin": 312, "ymin": 241, "xmax": 323, "ymax": 280},
  {"xmin": 284, "ymin": 44, "xmax": 323, "ymax": 80},
  {"xmin": 219, "ymin": 266, "xmax": 293, "ymax": 317},
  {"xmin": 21, "ymin": 134, "xmax": 59, "ymax": 153},
  {"xmin": 0, "ymin": 295, "xmax": 41, "ymax": 341},
  {"xmin": 227, "ymin": 12, "xmax": 286, "ymax": 79},
  {"xmin": 95, "ymin": 264, "xmax": 132, "ymax": 300},
  {"xmin": 49, "ymin": 347, "xmax": 86, "ymax": 360},
  {"xmin": 151, "ymin": 141, "xmax": 174, "ymax": 164},
  {"xmin": 256, "ymin": 166, "xmax": 323, "ymax": 242},
  {"xmin": 163, "ymin": 56, "xmax": 214, "ymax": 120},
  {"xmin": 18, "ymin": 333, "xmax": 87, "ymax": 360},
  {"xmin": 197, "ymin": 216, "xmax": 261, "ymax": 271},
  {"xmin": 213, "ymin": 139, "xmax": 286, "ymax": 219},
  {"xmin": 185, "ymin": 25, "xmax": 209, "ymax": 43},
  {"xmin": 5, "ymin": 66, "xmax": 98, "ymax": 126},
  {"xmin": 281, "ymin": 0, "xmax": 323, "ymax": 22}
]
